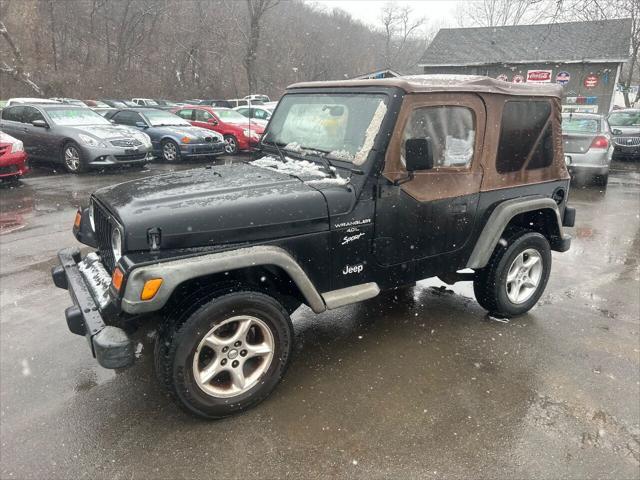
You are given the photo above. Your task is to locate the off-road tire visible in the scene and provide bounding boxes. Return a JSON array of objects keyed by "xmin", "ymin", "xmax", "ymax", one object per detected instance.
[
  {"xmin": 155, "ymin": 291, "xmax": 294, "ymax": 419},
  {"xmin": 473, "ymin": 228, "xmax": 551, "ymax": 317},
  {"xmin": 62, "ymin": 141, "xmax": 87, "ymax": 174}
]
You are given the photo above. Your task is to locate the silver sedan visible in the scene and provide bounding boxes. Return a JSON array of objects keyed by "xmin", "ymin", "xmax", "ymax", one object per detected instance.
[{"xmin": 562, "ymin": 113, "xmax": 613, "ymax": 186}]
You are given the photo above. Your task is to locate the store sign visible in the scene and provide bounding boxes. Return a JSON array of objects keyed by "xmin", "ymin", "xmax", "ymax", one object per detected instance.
[
  {"xmin": 527, "ymin": 70, "xmax": 552, "ymax": 83},
  {"xmin": 496, "ymin": 74, "xmax": 509, "ymax": 82},
  {"xmin": 512, "ymin": 74, "xmax": 525, "ymax": 84},
  {"xmin": 556, "ymin": 71, "xmax": 571, "ymax": 86},
  {"xmin": 584, "ymin": 74, "xmax": 599, "ymax": 89}
]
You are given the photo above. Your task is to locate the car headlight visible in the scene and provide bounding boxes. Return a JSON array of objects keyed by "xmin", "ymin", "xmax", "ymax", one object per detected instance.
[
  {"xmin": 88, "ymin": 202, "xmax": 95, "ymax": 232},
  {"xmin": 137, "ymin": 132, "xmax": 152, "ymax": 147},
  {"xmin": 10, "ymin": 140, "xmax": 24, "ymax": 153},
  {"xmin": 111, "ymin": 227, "xmax": 123, "ymax": 262},
  {"xmin": 78, "ymin": 134, "xmax": 106, "ymax": 148}
]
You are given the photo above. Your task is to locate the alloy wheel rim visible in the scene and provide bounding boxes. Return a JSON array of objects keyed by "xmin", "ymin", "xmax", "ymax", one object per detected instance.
[
  {"xmin": 65, "ymin": 146, "xmax": 80, "ymax": 171},
  {"xmin": 163, "ymin": 142, "xmax": 177, "ymax": 161},
  {"xmin": 192, "ymin": 315, "xmax": 275, "ymax": 398},
  {"xmin": 224, "ymin": 137, "xmax": 236, "ymax": 154},
  {"xmin": 505, "ymin": 248, "xmax": 543, "ymax": 304}
]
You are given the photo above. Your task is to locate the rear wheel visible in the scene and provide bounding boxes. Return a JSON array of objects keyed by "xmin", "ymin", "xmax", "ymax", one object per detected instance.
[
  {"xmin": 223, "ymin": 135, "xmax": 238, "ymax": 155},
  {"xmin": 155, "ymin": 291, "xmax": 293, "ymax": 419},
  {"xmin": 62, "ymin": 142, "xmax": 86, "ymax": 174},
  {"xmin": 473, "ymin": 229, "xmax": 551, "ymax": 317},
  {"xmin": 161, "ymin": 139, "xmax": 181, "ymax": 162}
]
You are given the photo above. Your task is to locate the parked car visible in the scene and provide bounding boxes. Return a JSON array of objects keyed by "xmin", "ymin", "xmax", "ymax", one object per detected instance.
[
  {"xmin": 93, "ymin": 107, "xmax": 118, "ymax": 117},
  {"xmin": 233, "ymin": 105, "xmax": 273, "ymax": 124},
  {"xmin": 562, "ymin": 113, "xmax": 613, "ymax": 186},
  {"xmin": 198, "ymin": 99, "xmax": 232, "ymax": 108},
  {"xmin": 132, "ymin": 98, "xmax": 159, "ymax": 107},
  {"xmin": 171, "ymin": 105, "xmax": 264, "ymax": 154},
  {"xmin": 106, "ymin": 108, "xmax": 225, "ymax": 162},
  {"xmin": 85, "ymin": 100, "xmax": 111, "ymax": 108},
  {"xmin": 0, "ymin": 131, "xmax": 29, "ymax": 180},
  {"xmin": 49, "ymin": 98, "xmax": 88, "ymax": 106},
  {"xmin": 244, "ymin": 94, "xmax": 270, "ymax": 103},
  {"xmin": 0, "ymin": 104, "xmax": 152, "ymax": 173},
  {"xmin": 154, "ymin": 99, "xmax": 180, "ymax": 110},
  {"xmin": 6, "ymin": 98, "xmax": 60, "ymax": 106},
  {"xmin": 608, "ymin": 109, "xmax": 640, "ymax": 161},
  {"xmin": 183, "ymin": 99, "xmax": 203, "ymax": 105},
  {"xmin": 99, "ymin": 99, "xmax": 129, "ymax": 108},
  {"xmin": 52, "ymin": 75, "xmax": 574, "ymax": 419},
  {"xmin": 226, "ymin": 98, "xmax": 264, "ymax": 108}
]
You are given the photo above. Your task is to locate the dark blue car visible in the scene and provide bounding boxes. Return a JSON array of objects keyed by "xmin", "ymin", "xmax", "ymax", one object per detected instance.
[{"xmin": 106, "ymin": 108, "xmax": 225, "ymax": 162}]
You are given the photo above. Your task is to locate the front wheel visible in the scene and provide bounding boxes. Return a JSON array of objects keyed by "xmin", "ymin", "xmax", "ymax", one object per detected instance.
[
  {"xmin": 223, "ymin": 135, "xmax": 239, "ymax": 155},
  {"xmin": 473, "ymin": 229, "xmax": 551, "ymax": 317},
  {"xmin": 62, "ymin": 141, "xmax": 86, "ymax": 173},
  {"xmin": 161, "ymin": 140, "xmax": 181, "ymax": 162},
  {"xmin": 155, "ymin": 291, "xmax": 294, "ymax": 419}
]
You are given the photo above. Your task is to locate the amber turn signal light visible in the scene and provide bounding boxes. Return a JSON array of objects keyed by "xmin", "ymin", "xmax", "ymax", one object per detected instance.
[
  {"xmin": 74, "ymin": 210, "xmax": 82, "ymax": 228},
  {"xmin": 111, "ymin": 267, "xmax": 124, "ymax": 292},
  {"xmin": 140, "ymin": 278, "xmax": 163, "ymax": 300}
]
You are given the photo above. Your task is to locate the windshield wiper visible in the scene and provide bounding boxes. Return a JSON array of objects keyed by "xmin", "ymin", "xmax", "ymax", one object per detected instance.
[{"xmin": 263, "ymin": 139, "xmax": 289, "ymax": 165}]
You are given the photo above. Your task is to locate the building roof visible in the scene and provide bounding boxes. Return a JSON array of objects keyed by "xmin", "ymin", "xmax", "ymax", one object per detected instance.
[
  {"xmin": 288, "ymin": 74, "xmax": 562, "ymax": 97},
  {"xmin": 352, "ymin": 69, "xmax": 402, "ymax": 80},
  {"xmin": 420, "ymin": 19, "xmax": 632, "ymax": 67}
]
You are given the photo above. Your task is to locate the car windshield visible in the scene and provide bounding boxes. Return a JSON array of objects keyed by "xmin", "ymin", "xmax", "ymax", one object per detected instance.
[
  {"xmin": 214, "ymin": 109, "xmax": 249, "ymax": 123},
  {"xmin": 47, "ymin": 107, "xmax": 111, "ymax": 126},
  {"xmin": 144, "ymin": 110, "xmax": 190, "ymax": 126},
  {"xmin": 608, "ymin": 111, "xmax": 640, "ymax": 127},
  {"xmin": 562, "ymin": 117, "xmax": 600, "ymax": 134},
  {"xmin": 263, "ymin": 93, "xmax": 388, "ymax": 164}
]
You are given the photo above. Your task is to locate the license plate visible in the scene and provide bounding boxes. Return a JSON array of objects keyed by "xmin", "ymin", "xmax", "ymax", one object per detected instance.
[
  {"xmin": 125, "ymin": 147, "xmax": 140, "ymax": 154},
  {"xmin": 564, "ymin": 155, "xmax": 571, "ymax": 165}
]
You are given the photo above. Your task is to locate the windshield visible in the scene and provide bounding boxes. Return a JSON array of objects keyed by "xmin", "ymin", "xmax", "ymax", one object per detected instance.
[
  {"xmin": 562, "ymin": 116, "xmax": 600, "ymax": 134},
  {"xmin": 47, "ymin": 107, "xmax": 111, "ymax": 126},
  {"xmin": 264, "ymin": 93, "xmax": 388, "ymax": 164},
  {"xmin": 608, "ymin": 111, "xmax": 640, "ymax": 127},
  {"xmin": 214, "ymin": 109, "xmax": 249, "ymax": 123},
  {"xmin": 143, "ymin": 109, "xmax": 190, "ymax": 126}
]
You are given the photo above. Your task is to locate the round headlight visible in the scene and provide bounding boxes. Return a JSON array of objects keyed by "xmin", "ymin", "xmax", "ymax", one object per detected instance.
[
  {"xmin": 111, "ymin": 227, "xmax": 123, "ymax": 262},
  {"xmin": 88, "ymin": 202, "xmax": 95, "ymax": 232}
]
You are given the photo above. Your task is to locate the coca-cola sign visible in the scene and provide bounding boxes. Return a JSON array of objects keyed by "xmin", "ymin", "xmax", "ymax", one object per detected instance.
[
  {"xmin": 583, "ymin": 74, "xmax": 599, "ymax": 89},
  {"xmin": 527, "ymin": 70, "xmax": 552, "ymax": 83}
]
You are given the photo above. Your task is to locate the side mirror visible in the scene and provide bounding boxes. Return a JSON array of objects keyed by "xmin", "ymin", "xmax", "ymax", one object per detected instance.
[
  {"xmin": 405, "ymin": 138, "xmax": 433, "ymax": 172},
  {"xmin": 611, "ymin": 128, "xmax": 622, "ymax": 135},
  {"xmin": 207, "ymin": 118, "xmax": 218, "ymax": 125},
  {"xmin": 32, "ymin": 119, "xmax": 49, "ymax": 128},
  {"xmin": 135, "ymin": 121, "xmax": 147, "ymax": 128}
]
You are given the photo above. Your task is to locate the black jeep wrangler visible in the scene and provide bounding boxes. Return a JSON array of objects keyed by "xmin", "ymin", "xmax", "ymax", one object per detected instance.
[{"xmin": 52, "ymin": 75, "xmax": 575, "ymax": 418}]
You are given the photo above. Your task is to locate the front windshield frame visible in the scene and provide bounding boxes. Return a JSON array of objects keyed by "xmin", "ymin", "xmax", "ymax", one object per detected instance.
[
  {"xmin": 143, "ymin": 110, "xmax": 191, "ymax": 127},
  {"xmin": 608, "ymin": 111, "xmax": 640, "ymax": 127},
  {"xmin": 46, "ymin": 107, "xmax": 112, "ymax": 126},
  {"xmin": 262, "ymin": 92, "xmax": 389, "ymax": 165}
]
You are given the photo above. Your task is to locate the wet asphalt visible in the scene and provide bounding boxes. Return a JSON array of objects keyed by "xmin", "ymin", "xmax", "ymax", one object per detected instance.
[{"xmin": 0, "ymin": 157, "xmax": 639, "ymax": 480}]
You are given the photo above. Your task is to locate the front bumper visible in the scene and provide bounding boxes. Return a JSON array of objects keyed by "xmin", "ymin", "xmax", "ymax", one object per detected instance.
[
  {"xmin": 80, "ymin": 143, "xmax": 153, "ymax": 167},
  {"xmin": 612, "ymin": 143, "xmax": 640, "ymax": 160},
  {"xmin": 0, "ymin": 151, "xmax": 29, "ymax": 178},
  {"xmin": 51, "ymin": 248, "xmax": 134, "ymax": 369},
  {"xmin": 180, "ymin": 141, "xmax": 225, "ymax": 157}
]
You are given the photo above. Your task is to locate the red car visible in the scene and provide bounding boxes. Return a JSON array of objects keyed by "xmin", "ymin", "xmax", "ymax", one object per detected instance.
[
  {"xmin": 0, "ymin": 131, "xmax": 29, "ymax": 181},
  {"xmin": 171, "ymin": 105, "xmax": 264, "ymax": 154}
]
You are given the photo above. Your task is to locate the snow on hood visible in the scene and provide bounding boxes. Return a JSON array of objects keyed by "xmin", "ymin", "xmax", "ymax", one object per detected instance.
[
  {"xmin": 251, "ymin": 155, "xmax": 349, "ymax": 186},
  {"xmin": 75, "ymin": 125, "xmax": 140, "ymax": 140}
]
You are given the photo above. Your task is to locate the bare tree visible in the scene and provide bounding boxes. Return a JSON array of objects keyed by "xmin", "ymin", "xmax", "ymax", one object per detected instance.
[
  {"xmin": 0, "ymin": 20, "xmax": 42, "ymax": 94},
  {"xmin": 379, "ymin": 2, "xmax": 428, "ymax": 72},
  {"xmin": 456, "ymin": 0, "xmax": 550, "ymax": 27}
]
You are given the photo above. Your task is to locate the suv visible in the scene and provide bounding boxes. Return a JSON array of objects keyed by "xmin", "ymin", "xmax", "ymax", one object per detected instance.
[
  {"xmin": 51, "ymin": 75, "xmax": 575, "ymax": 419},
  {"xmin": 608, "ymin": 109, "xmax": 640, "ymax": 160}
]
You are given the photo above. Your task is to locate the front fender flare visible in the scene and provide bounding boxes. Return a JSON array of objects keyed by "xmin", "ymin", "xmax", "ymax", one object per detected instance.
[{"xmin": 120, "ymin": 245, "xmax": 327, "ymax": 314}]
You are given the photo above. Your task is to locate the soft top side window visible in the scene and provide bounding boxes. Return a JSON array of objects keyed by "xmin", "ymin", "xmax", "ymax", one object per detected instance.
[
  {"xmin": 402, "ymin": 106, "xmax": 476, "ymax": 169},
  {"xmin": 497, "ymin": 101, "xmax": 553, "ymax": 173}
]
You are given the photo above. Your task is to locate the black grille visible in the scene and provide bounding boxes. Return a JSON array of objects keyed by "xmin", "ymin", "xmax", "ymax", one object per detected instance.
[
  {"xmin": 614, "ymin": 136, "xmax": 640, "ymax": 147},
  {"xmin": 115, "ymin": 153, "xmax": 147, "ymax": 161},
  {"xmin": 93, "ymin": 201, "xmax": 117, "ymax": 273},
  {"xmin": 111, "ymin": 139, "xmax": 142, "ymax": 147},
  {"xmin": 0, "ymin": 165, "xmax": 18, "ymax": 175}
]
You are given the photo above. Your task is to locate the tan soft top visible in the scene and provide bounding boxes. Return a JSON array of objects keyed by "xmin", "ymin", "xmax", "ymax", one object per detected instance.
[{"xmin": 288, "ymin": 74, "xmax": 562, "ymax": 98}]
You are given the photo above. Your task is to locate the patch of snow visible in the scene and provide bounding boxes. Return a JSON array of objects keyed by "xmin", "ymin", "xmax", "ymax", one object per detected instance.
[
  {"xmin": 284, "ymin": 142, "xmax": 303, "ymax": 153},
  {"xmin": 251, "ymin": 155, "xmax": 327, "ymax": 177},
  {"xmin": 353, "ymin": 101, "xmax": 387, "ymax": 165},
  {"xmin": 328, "ymin": 149, "xmax": 354, "ymax": 161}
]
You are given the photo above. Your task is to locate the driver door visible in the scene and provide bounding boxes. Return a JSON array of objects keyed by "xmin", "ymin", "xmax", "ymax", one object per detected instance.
[{"xmin": 374, "ymin": 93, "xmax": 486, "ymax": 275}]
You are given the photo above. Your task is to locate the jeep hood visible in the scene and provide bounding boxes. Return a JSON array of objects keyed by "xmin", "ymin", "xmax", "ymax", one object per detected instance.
[{"xmin": 93, "ymin": 163, "xmax": 330, "ymax": 251}]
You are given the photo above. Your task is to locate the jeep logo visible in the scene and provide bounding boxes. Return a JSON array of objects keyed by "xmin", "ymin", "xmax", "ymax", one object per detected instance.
[{"xmin": 342, "ymin": 264, "xmax": 364, "ymax": 275}]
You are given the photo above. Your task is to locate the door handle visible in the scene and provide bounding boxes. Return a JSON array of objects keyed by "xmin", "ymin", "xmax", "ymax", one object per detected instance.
[{"xmin": 452, "ymin": 203, "xmax": 467, "ymax": 214}]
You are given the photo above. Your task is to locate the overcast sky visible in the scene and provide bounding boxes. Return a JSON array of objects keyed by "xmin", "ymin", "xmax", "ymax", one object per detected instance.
[{"xmin": 310, "ymin": 0, "xmax": 461, "ymax": 30}]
